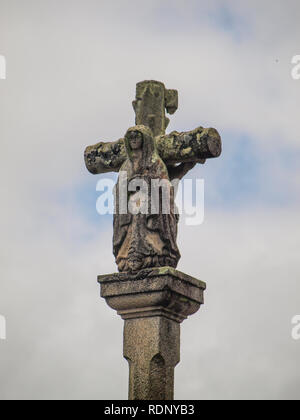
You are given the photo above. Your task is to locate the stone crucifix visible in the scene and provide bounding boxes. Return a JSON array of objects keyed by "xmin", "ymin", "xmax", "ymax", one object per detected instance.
[
  {"xmin": 84, "ymin": 80, "xmax": 222, "ymax": 400},
  {"xmin": 85, "ymin": 80, "xmax": 221, "ymax": 177}
]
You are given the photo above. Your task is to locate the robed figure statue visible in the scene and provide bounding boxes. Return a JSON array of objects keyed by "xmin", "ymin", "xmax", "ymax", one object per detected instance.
[{"xmin": 113, "ymin": 125, "xmax": 180, "ymax": 273}]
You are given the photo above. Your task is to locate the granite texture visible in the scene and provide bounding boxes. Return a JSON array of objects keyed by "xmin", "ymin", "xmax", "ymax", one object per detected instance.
[
  {"xmin": 98, "ymin": 267, "xmax": 206, "ymax": 400},
  {"xmin": 84, "ymin": 80, "xmax": 221, "ymax": 175}
]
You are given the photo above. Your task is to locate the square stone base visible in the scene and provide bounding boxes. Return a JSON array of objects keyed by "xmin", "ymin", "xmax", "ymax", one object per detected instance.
[
  {"xmin": 98, "ymin": 267, "xmax": 206, "ymax": 400},
  {"xmin": 98, "ymin": 266, "xmax": 206, "ymax": 323}
]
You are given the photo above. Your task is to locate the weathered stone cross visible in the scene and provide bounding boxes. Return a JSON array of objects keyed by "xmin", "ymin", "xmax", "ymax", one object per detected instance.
[
  {"xmin": 84, "ymin": 80, "xmax": 221, "ymax": 178},
  {"xmin": 84, "ymin": 80, "xmax": 222, "ymax": 400}
]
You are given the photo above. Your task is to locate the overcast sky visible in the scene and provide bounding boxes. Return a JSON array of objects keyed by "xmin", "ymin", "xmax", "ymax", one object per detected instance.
[{"xmin": 0, "ymin": 0, "xmax": 300, "ymax": 400}]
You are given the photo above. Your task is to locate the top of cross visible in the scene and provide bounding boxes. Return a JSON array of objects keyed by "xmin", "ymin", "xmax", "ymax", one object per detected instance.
[
  {"xmin": 84, "ymin": 80, "xmax": 222, "ymax": 175},
  {"xmin": 132, "ymin": 80, "xmax": 178, "ymax": 137}
]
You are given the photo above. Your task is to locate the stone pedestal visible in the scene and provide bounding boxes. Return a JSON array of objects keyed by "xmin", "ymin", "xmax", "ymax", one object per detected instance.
[{"xmin": 98, "ymin": 267, "xmax": 206, "ymax": 400}]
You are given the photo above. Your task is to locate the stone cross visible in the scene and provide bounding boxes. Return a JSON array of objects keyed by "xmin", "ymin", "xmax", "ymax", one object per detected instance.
[
  {"xmin": 84, "ymin": 80, "xmax": 222, "ymax": 400},
  {"xmin": 84, "ymin": 80, "xmax": 221, "ymax": 178}
]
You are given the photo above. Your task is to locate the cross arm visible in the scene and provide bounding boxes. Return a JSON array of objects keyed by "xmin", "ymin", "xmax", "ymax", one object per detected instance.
[
  {"xmin": 84, "ymin": 126, "xmax": 221, "ymax": 175},
  {"xmin": 157, "ymin": 126, "xmax": 221, "ymax": 165},
  {"xmin": 84, "ymin": 137, "xmax": 126, "ymax": 174}
]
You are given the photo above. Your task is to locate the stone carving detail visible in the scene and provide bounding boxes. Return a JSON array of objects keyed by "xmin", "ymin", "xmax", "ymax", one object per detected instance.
[
  {"xmin": 84, "ymin": 80, "xmax": 222, "ymax": 274},
  {"xmin": 132, "ymin": 80, "xmax": 178, "ymax": 137},
  {"xmin": 89, "ymin": 81, "xmax": 221, "ymax": 400},
  {"xmin": 113, "ymin": 125, "xmax": 180, "ymax": 273},
  {"xmin": 84, "ymin": 126, "xmax": 221, "ymax": 175}
]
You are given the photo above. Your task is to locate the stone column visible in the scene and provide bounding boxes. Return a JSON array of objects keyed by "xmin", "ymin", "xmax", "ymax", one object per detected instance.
[{"xmin": 98, "ymin": 267, "xmax": 206, "ymax": 400}]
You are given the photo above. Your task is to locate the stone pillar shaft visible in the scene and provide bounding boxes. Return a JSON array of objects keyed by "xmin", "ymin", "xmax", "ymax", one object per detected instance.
[
  {"xmin": 124, "ymin": 316, "xmax": 180, "ymax": 400},
  {"xmin": 98, "ymin": 267, "xmax": 205, "ymax": 400}
]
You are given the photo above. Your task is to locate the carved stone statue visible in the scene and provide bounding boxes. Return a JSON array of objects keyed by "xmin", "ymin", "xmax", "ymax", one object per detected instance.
[
  {"xmin": 113, "ymin": 125, "xmax": 180, "ymax": 273},
  {"xmin": 84, "ymin": 80, "xmax": 222, "ymax": 273},
  {"xmin": 86, "ymin": 81, "xmax": 222, "ymax": 400}
]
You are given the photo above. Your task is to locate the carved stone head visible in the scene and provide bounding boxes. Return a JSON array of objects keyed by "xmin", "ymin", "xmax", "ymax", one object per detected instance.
[{"xmin": 124, "ymin": 125, "xmax": 157, "ymax": 169}]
